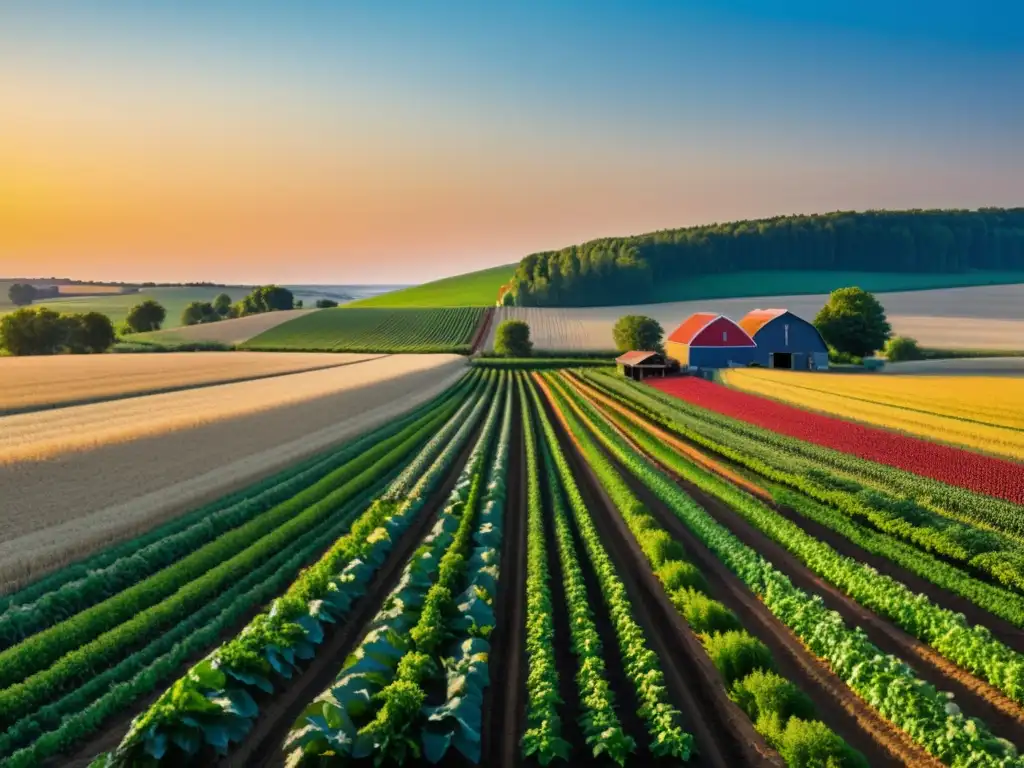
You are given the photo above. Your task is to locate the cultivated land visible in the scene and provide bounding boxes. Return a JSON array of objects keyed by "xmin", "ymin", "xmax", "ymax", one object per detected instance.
[
  {"xmin": 128, "ymin": 309, "xmax": 315, "ymax": 346},
  {"xmin": 244, "ymin": 306, "xmax": 487, "ymax": 353},
  {"xmin": 0, "ymin": 350, "xmax": 367, "ymax": 414},
  {"xmin": 346, "ymin": 263, "xmax": 516, "ymax": 307},
  {"xmin": 0, "ymin": 353, "xmax": 465, "ymax": 589},
  {"xmin": 6, "ymin": 364, "xmax": 1024, "ymax": 768},
  {"xmin": 722, "ymin": 368, "xmax": 1024, "ymax": 461},
  {"xmin": 486, "ymin": 283, "xmax": 1024, "ymax": 352}
]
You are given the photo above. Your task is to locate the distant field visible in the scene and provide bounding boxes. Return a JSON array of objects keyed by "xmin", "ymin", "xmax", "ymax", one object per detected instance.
[
  {"xmin": 487, "ymin": 283, "xmax": 1024, "ymax": 353},
  {"xmin": 346, "ymin": 263, "xmax": 515, "ymax": 307},
  {"xmin": 646, "ymin": 269, "xmax": 1024, "ymax": 303},
  {"xmin": 0, "ymin": 351, "xmax": 369, "ymax": 414},
  {"xmin": 721, "ymin": 367, "xmax": 1024, "ymax": 460},
  {"xmin": 130, "ymin": 309, "xmax": 315, "ymax": 346},
  {"xmin": 244, "ymin": 307, "xmax": 486, "ymax": 352}
]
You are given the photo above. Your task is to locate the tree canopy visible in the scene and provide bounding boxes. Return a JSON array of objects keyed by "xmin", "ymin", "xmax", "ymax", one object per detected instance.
[
  {"xmin": 213, "ymin": 293, "xmax": 232, "ymax": 316},
  {"xmin": 612, "ymin": 315, "xmax": 664, "ymax": 352},
  {"xmin": 814, "ymin": 287, "xmax": 892, "ymax": 357},
  {"xmin": 494, "ymin": 319, "xmax": 532, "ymax": 357},
  {"xmin": 1, "ymin": 308, "xmax": 116, "ymax": 355},
  {"xmin": 504, "ymin": 208, "xmax": 1024, "ymax": 306},
  {"xmin": 7, "ymin": 284, "xmax": 38, "ymax": 306},
  {"xmin": 124, "ymin": 300, "xmax": 167, "ymax": 333},
  {"xmin": 181, "ymin": 301, "xmax": 221, "ymax": 326}
]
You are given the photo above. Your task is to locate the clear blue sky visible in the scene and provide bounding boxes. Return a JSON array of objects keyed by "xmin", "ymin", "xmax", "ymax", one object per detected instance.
[{"xmin": 2, "ymin": 1, "xmax": 1022, "ymax": 283}]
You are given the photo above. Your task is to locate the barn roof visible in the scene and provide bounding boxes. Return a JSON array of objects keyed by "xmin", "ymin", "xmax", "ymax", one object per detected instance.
[
  {"xmin": 739, "ymin": 308, "xmax": 792, "ymax": 337},
  {"xmin": 616, "ymin": 350, "xmax": 664, "ymax": 366},
  {"xmin": 667, "ymin": 313, "xmax": 755, "ymax": 347}
]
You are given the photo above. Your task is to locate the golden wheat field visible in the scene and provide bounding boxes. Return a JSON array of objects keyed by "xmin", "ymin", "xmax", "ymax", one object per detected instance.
[
  {"xmin": 721, "ymin": 367, "xmax": 1024, "ymax": 460},
  {"xmin": 0, "ymin": 353, "xmax": 466, "ymax": 590},
  {"xmin": 0, "ymin": 351, "xmax": 377, "ymax": 413}
]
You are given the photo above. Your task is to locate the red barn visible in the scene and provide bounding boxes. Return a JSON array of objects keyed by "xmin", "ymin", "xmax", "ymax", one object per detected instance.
[{"xmin": 664, "ymin": 313, "xmax": 757, "ymax": 368}]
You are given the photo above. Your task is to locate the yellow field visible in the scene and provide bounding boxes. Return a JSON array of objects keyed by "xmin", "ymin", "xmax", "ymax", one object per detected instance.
[{"xmin": 721, "ymin": 368, "xmax": 1024, "ymax": 460}]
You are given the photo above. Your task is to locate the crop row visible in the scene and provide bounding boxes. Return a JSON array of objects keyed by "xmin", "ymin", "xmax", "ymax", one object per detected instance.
[
  {"xmin": 285, "ymin": 372, "xmax": 511, "ymax": 764},
  {"xmin": 582, "ymin": 370, "xmax": 1024, "ymax": 594},
  {"xmin": 0, "ymin": 373, "xmax": 481, "ymax": 649},
  {"xmin": 561, "ymin": 373, "xmax": 1024, "ymax": 709},
  {"xmin": 526, "ymin": 377, "xmax": 694, "ymax": 763},
  {"xmin": 559, "ymin": 376, "xmax": 1020, "ymax": 767},
  {"xmin": 538, "ymin": 374, "xmax": 865, "ymax": 767},
  {"xmin": 586, "ymin": 369, "xmax": 1024, "ymax": 539},
  {"xmin": 95, "ymin": 373, "xmax": 496, "ymax": 766},
  {"xmin": 648, "ymin": 376, "xmax": 1024, "ymax": 504}
]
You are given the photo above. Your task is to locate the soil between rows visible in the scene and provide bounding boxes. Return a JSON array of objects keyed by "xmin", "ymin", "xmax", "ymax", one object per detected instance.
[{"xmin": 541, "ymin": 393, "xmax": 779, "ymax": 768}]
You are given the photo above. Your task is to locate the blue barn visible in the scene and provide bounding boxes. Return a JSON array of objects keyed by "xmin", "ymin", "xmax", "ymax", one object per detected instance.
[{"xmin": 739, "ymin": 309, "xmax": 829, "ymax": 370}]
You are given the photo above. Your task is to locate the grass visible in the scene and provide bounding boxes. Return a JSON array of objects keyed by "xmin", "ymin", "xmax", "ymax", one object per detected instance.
[
  {"xmin": 242, "ymin": 307, "xmax": 485, "ymax": 353},
  {"xmin": 646, "ymin": 269, "xmax": 1024, "ymax": 303},
  {"xmin": 346, "ymin": 263, "xmax": 515, "ymax": 308}
]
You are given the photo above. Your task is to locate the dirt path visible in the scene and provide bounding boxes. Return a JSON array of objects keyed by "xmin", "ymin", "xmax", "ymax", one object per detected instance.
[
  {"xmin": 223, "ymin": 430, "xmax": 481, "ymax": 768},
  {"xmin": 541, "ymin": 394, "xmax": 779, "ymax": 768},
  {"xmin": 470, "ymin": 307, "xmax": 496, "ymax": 355},
  {"xmin": 482, "ymin": 393, "xmax": 528, "ymax": 768}
]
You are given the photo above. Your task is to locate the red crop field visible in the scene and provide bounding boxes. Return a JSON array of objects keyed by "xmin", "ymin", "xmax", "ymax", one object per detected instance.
[{"xmin": 648, "ymin": 376, "xmax": 1024, "ymax": 504}]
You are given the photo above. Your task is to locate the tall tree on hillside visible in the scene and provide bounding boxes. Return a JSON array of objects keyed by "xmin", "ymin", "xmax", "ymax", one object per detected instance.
[
  {"xmin": 65, "ymin": 312, "xmax": 117, "ymax": 353},
  {"xmin": 814, "ymin": 287, "xmax": 892, "ymax": 357},
  {"xmin": 612, "ymin": 315, "xmax": 664, "ymax": 352},
  {"xmin": 124, "ymin": 299, "xmax": 167, "ymax": 333},
  {"xmin": 181, "ymin": 301, "xmax": 220, "ymax": 326},
  {"xmin": 7, "ymin": 283, "xmax": 37, "ymax": 306},
  {"xmin": 213, "ymin": 293, "xmax": 232, "ymax": 316}
]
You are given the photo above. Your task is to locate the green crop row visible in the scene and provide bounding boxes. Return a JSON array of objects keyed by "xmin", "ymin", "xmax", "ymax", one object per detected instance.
[
  {"xmin": 0, "ymin": 374, "xmax": 479, "ymax": 649},
  {"xmin": 91, "ymin": 376, "xmax": 495, "ymax": 767},
  {"xmin": 562, "ymin": 376, "xmax": 1020, "ymax": 768},
  {"xmin": 519, "ymin": 373, "xmax": 572, "ymax": 766},
  {"xmin": 527, "ymin": 376, "xmax": 694, "ymax": 763},
  {"xmin": 580, "ymin": 370, "xmax": 1024, "ymax": 594},
  {"xmin": 284, "ymin": 375, "xmax": 507, "ymax": 765},
  {"xmin": 542, "ymin": 374, "xmax": 865, "ymax": 768},
  {"xmin": 572, "ymin": 376, "xmax": 1024, "ymax": 706}
]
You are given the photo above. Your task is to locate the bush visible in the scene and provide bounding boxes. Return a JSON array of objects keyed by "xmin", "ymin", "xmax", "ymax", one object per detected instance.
[
  {"xmin": 656, "ymin": 561, "xmax": 706, "ymax": 593},
  {"xmin": 612, "ymin": 315, "xmax": 664, "ymax": 353},
  {"xmin": 883, "ymin": 335, "xmax": 924, "ymax": 362},
  {"xmin": 671, "ymin": 588, "xmax": 740, "ymax": 634},
  {"xmin": 729, "ymin": 669, "xmax": 814, "ymax": 724},
  {"xmin": 315, "ymin": 299, "xmax": 339, "ymax": 308},
  {"xmin": 124, "ymin": 300, "xmax": 167, "ymax": 333},
  {"xmin": 777, "ymin": 718, "xmax": 869, "ymax": 768},
  {"xmin": 494, "ymin": 320, "xmax": 532, "ymax": 357},
  {"xmin": 702, "ymin": 630, "xmax": 774, "ymax": 685}
]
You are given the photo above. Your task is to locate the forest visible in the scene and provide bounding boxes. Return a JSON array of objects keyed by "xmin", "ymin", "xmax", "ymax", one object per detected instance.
[{"xmin": 506, "ymin": 208, "xmax": 1024, "ymax": 306}]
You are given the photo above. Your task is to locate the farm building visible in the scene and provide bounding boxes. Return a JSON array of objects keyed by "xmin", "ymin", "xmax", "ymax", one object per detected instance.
[
  {"xmin": 664, "ymin": 313, "xmax": 757, "ymax": 369},
  {"xmin": 739, "ymin": 309, "xmax": 829, "ymax": 370},
  {"xmin": 615, "ymin": 350, "xmax": 674, "ymax": 380}
]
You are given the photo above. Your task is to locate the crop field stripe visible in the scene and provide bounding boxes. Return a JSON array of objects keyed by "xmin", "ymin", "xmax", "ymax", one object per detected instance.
[
  {"xmin": 0, "ymin": 369, "xmax": 480, "ymax": 610},
  {"xmin": 556, "ymin": 373, "xmax": 1024, "ymax": 742},
  {"xmin": 581, "ymin": 370, "xmax": 1024, "ymax": 590},
  {"xmin": 549, "ymin": 375, "xmax": 1023, "ymax": 767},
  {"xmin": 98, "ymin": 372, "xmax": 498, "ymax": 765},
  {"xmin": 0, "ymin": 373, "xmax": 481, "ymax": 648},
  {"xmin": 565, "ymin": 372, "xmax": 1024, "ymax": 636}
]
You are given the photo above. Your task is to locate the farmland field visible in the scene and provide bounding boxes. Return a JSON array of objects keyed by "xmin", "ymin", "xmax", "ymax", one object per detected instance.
[
  {"xmin": 347, "ymin": 263, "xmax": 516, "ymax": 308},
  {"xmin": 127, "ymin": 309, "xmax": 315, "ymax": 347},
  {"xmin": 0, "ymin": 350, "xmax": 368, "ymax": 414},
  {"xmin": 486, "ymin": 283, "xmax": 1024, "ymax": 353},
  {"xmin": 721, "ymin": 368, "xmax": 1024, "ymax": 460},
  {"xmin": 7, "ymin": 360, "xmax": 1024, "ymax": 768},
  {"xmin": 243, "ymin": 306, "xmax": 488, "ymax": 353}
]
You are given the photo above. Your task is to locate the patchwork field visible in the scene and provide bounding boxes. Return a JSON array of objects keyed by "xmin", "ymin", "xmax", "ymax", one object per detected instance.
[
  {"xmin": 128, "ymin": 308, "xmax": 315, "ymax": 347},
  {"xmin": 0, "ymin": 354, "xmax": 466, "ymax": 590},
  {"xmin": 0, "ymin": 350, "xmax": 369, "ymax": 413},
  {"xmin": 5, "ymin": 363, "xmax": 1023, "ymax": 768},
  {"xmin": 244, "ymin": 306, "xmax": 487, "ymax": 353},
  {"xmin": 486, "ymin": 283, "xmax": 1024, "ymax": 353}
]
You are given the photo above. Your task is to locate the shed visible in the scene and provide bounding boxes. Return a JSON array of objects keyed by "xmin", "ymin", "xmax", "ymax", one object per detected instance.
[
  {"xmin": 739, "ymin": 309, "xmax": 829, "ymax": 370},
  {"xmin": 616, "ymin": 350, "xmax": 674, "ymax": 380},
  {"xmin": 664, "ymin": 313, "xmax": 756, "ymax": 369}
]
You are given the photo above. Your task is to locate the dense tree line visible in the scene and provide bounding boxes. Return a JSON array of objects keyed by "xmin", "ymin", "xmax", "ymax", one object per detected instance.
[
  {"xmin": 506, "ymin": 208, "xmax": 1024, "ymax": 306},
  {"xmin": 1, "ymin": 308, "xmax": 115, "ymax": 355}
]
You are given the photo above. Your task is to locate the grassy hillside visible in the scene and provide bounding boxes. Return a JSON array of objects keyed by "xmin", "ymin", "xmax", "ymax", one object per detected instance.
[
  {"xmin": 647, "ymin": 269, "xmax": 1024, "ymax": 304},
  {"xmin": 242, "ymin": 307, "xmax": 486, "ymax": 353},
  {"xmin": 346, "ymin": 263, "xmax": 514, "ymax": 308}
]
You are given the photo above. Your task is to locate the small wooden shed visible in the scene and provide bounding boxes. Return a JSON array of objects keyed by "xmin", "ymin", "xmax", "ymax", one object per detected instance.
[{"xmin": 616, "ymin": 350, "xmax": 673, "ymax": 380}]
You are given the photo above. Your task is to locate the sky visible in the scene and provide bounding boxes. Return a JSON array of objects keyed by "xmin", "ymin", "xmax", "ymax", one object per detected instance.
[{"xmin": 1, "ymin": 1, "xmax": 1023, "ymax": 285}]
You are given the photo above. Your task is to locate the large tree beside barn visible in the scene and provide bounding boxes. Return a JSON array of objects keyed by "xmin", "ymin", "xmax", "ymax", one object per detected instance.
[
  {"xmin": 814, "ymin": 287, "xmax": 892, "ymax": 358},
  {"xmin": 612, "ymin": 315, "xmax": 664, "ymax": 353}
]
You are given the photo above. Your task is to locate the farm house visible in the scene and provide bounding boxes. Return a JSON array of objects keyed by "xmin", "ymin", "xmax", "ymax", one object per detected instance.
[
  {"xmin": 615, "ymin": 350, "xmax": 674, "ymax": 380},
  {"xmin": 739, "ymin": 308, "xmax": 829, "ymax": 370},
  {"xmin": 663, "ymin": 312, "xmax": 757, "ymax": 369}
]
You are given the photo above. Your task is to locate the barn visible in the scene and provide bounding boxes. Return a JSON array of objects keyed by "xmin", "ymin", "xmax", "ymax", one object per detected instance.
[
  {"xmin": 739, "ymin": 308, "xmax": 829, "ymax": 370},
  {"xmin": 664, "ymin": 313, "xmax": 757, "ymax": 369},
  {"xmin": 615, "ymin": 350, "xmax": 674, "ymax": 380}
]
